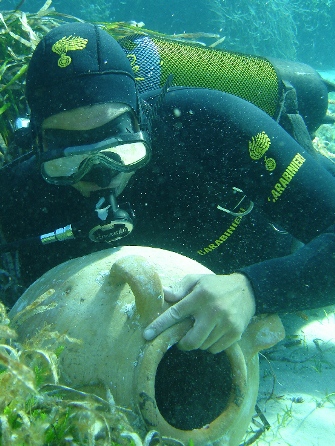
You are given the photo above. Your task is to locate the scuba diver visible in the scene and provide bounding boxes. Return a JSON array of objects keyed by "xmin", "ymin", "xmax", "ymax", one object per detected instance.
[{"xmin": 1, "ymin": 22, "xmax": 335, "ymax": 353}]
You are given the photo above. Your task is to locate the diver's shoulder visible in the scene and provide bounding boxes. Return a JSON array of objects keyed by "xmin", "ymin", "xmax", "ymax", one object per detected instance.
[
  {"xmin": 1, "ymin": 151, "xmax": 37, "ymax": 174},
  {"xmin": 0, "ymin": 152, "xmax": 39, "ymax": 189}
]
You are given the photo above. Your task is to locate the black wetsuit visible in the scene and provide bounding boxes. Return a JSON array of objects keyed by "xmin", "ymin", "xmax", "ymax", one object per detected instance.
[{"xmin": 1, "ymin": 88, "xmax": 335, "ymax": 314}]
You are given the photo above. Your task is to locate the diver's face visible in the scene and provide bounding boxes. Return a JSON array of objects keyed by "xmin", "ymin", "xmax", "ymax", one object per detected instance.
[{"xmin": 41, "ymin": 103, "xmax": 137, "ymax": 197}]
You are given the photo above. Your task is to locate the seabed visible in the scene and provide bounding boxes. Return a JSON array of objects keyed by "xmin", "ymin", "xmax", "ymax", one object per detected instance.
[{"xmin": 244, "ymin": 307, "xmax": 335, "ymax": 446}]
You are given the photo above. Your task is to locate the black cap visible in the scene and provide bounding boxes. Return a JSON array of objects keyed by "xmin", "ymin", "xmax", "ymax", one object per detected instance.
[{"xmin": 26, "ymin": 23, "xmax": 138, "ymax": 127}]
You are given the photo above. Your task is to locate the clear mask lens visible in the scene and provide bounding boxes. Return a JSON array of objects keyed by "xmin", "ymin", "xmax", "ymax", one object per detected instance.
[
  {"xmin": 43, "ymin": 154, "xmax": 88, "ymax": 178},
  {"xmin": 101, "ymin": 141, "xmax": 147, "ymax": 167},
  {"xmin": 42, "ymin": 140, "xmax": 148, "ymax": 181}
]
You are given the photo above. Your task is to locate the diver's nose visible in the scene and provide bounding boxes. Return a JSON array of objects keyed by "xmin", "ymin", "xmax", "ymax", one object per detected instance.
[{"xmin": 82, "ymin": 165, "xmax": 119, "ymax": 188}]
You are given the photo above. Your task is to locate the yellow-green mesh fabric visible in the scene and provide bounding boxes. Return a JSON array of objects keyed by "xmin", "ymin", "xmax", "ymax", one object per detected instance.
[{"xmin": 119, "ymin": 34, "xmax": 281, "ymax": 117}]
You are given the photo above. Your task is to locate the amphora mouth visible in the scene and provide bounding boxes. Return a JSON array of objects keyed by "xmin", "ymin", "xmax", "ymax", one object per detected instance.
[
  {"xmin": 155, "ymin": 345, "xmax": 233, "ymax": 430},
  {"xmin": 136, "ymin": 321, "xmax": 249, "ymax": 446}
]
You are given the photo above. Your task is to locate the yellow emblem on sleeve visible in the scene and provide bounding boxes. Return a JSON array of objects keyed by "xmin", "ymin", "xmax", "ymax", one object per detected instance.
[
  {"xmin": 248, "ymin": 131, "xmax": 271, "ymax": 160},
  {"xmin": 248, "ymin": 131, "xmax": 276, "ymax": 171},
  {"xmin": 52, "ymin": 35, "xmax": 88, "ymax": 68},
  {"xmin": 264, "ymin": 155, "xmax": 276, "ymax": 171}
]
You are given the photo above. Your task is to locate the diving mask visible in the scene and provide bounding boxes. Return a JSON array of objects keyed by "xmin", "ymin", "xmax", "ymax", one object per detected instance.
[{"xmin": 39, "ymin": 109, "xmax": 151, "ymax": 185}]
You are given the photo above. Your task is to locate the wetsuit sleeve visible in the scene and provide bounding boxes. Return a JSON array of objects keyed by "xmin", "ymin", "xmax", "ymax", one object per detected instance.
[
  {"xmin": 202, "ymin": 91, "xmax": 335, "ymax": 314},
  {"xmin": 234, "ymin": 117, "xmax": 335, "ymax": 314},
  {"xmin": 145, "ymin": 87, "xmax": 335, "ymax": 314},
  {"xmin": 173, "ymin": 89, "xmax": 335, "ymax": 315},
  {"xmin": 239, "ymin": 225, "xmax": 335, "ymax": 314}
]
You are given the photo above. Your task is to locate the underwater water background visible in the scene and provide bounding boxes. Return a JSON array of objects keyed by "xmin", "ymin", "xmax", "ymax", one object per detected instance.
[
  {"xmin": 1, "ymin": 0, "xmax": 335, "ymax": 69},
  {"xmin": 0, "ymin": 1, "xmax": 335, "ymax": 445}
]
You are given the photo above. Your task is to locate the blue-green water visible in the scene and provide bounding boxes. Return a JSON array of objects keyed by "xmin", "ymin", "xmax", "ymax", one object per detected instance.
[
  {"xmin": 1, "ymin": 1, "xmax": 335, "ymax": 445},
  {"xmin": 1, "ymin": 0, "xmax": 335, "ymax": 69}
]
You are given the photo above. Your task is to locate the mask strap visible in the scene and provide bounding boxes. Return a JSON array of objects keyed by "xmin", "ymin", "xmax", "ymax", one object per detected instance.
[{"xmin": 140, "ymin": 74, "xmax": 173, "ymax": 134}]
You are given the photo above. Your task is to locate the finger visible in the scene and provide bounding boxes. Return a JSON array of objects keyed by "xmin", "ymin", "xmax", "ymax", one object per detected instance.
[
  {"xmin": 177, "ymin": 319, "xmax": 215, "ymax": 351},
  {"xmin": 162, "ymin": 286, "xmax": 180, "ymax": 303},
  {"xmin": 208, "ymin": 333, "xmax": 242, "ymax": 354},
  {"xmin": 143, "ymin": 302, "xmax": 188, "ymax": 341},
  {"xmin": 164, "ymin": 275, "xmax": 203, "ymax": 302},
  {"xmin": 199, "ymin": 324, "xmax": 229, "ymax": 351}
]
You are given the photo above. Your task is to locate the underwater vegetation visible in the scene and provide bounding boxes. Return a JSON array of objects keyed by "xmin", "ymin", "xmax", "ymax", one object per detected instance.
[
  {"xmin": 0, "ymin": 301, "xmax": 187, "ymax": 445},
  {"xmin": 46, "ymin": 0, "xmax": 335, "ymax": 67},
  {"xmin": 313, "ymin": 92, "xmax": 335, "ymax": 157},
  {"xmin": 0, "ymin": 1, "xmax": 83, "ymax": 163},
  {"xmin": 2, "ymin": 0, "xmax": 335, "ymax": 65}
]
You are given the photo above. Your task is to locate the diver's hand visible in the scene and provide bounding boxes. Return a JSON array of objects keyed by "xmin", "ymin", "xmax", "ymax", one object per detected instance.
[{"xmin": 143, "ymin": 273, "xmax": 255, "ymax": 353}]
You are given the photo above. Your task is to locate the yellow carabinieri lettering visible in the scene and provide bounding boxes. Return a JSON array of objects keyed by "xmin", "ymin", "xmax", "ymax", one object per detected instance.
[
  {"xmin": 268, "ymin": 153, "xmax": 306, "ymax": 203},
  {"xmin": 197, "ymin": 210, "xmax": 244, "ymax": 256}
]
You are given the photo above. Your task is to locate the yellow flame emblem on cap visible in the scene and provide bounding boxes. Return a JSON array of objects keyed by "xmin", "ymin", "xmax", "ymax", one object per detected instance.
[{"xmin": 52, "ymin": 35, "xmax": 88, "ymax": 68}]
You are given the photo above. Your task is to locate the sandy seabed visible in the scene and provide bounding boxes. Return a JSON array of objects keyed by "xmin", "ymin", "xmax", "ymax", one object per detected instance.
[{"xmin": 242, "ymin": 307, "xmax": 335, "ymax": 446}]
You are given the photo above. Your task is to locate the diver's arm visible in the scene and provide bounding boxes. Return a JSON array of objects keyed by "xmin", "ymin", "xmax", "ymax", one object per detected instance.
[{"xmin": 239, "ymin": 225, "xmax": 335, "ymax": 314}]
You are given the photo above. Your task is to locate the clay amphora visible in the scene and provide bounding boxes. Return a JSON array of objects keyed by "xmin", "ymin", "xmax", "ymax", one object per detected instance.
[{"xmin": 10, "ymin": 246, "xmax": 285, "ymax": 445}]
